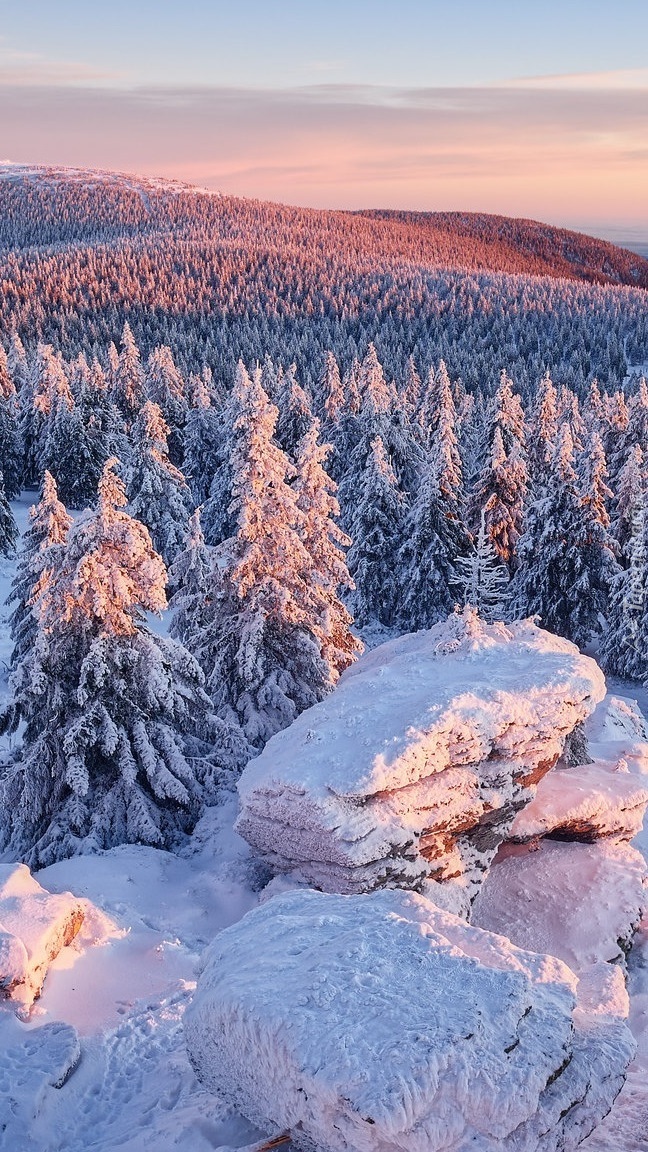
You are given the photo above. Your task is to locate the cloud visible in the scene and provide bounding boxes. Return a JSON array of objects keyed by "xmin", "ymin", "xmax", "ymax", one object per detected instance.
[
  {"xmin": 0, "ymin": 40, "xmax": 117, "ymax": 87},
  {"xmin": 0, "ymin": 82, "xmax": 646, "ymax": 233},
  {"xmin": 501, "ymin": 68, "xmax": 648, "ymax": 91}
]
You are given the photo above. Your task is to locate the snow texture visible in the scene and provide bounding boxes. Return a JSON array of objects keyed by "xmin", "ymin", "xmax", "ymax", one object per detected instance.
[
  {"xmin": 472, "ymin": 839, "xmax": 647, "ymax": 972},
  {"xmin": 185, "ymin": 886, "xmax": 635, "ymax": 1152},
  {"xmin": 0, "ymin": 864, "xmax": 84, "ymax": 1010},
  {"xmin": 237, "ymin": 611, "xmax": 605, "ymax": 906},
  {"xmin": 509, "ymin": 760, "xmax": 648, "ymax": 843}
]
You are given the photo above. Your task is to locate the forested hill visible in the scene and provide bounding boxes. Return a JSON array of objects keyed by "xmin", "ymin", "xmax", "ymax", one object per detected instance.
[
  {"xmin": 1, "ymin": 164, "xmax": 646, "ymax": 288},
  {"xmin": 1, "ymin": 163, "xmax": 647, "ymax": 394},
  {"xmin": 357, "ymin": 209, "xmax": 648, "ymax": 288}
]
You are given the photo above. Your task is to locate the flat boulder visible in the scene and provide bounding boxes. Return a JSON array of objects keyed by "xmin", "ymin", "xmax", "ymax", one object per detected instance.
[
  {"xmin": 237, "ymin": 610, "xmax": 605, "ymax": 909},
  {"xmin": 0, "ymin": 863, "xmax": 85, "ymax": 1009},
  {"xmin": 185, "ymin": 887, "xmax": 635, "ymax": 1152}
]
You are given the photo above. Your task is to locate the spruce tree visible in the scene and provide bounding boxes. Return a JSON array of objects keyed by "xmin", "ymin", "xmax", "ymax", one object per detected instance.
[
  {"xmin": 0, "ymin": 460, "xmax": 245, "ymax": 865},
  {"xmin": 600, "ymin": 495, "xmax": 648, "ymax": 681},
  {"xmin": 347, "ymin": 436, "xmax": 406, "ymax": 629},
  {"xmin": 454, "ymin": 509, "xmax": 509, "ymax": 622},
  {"xmin": 472, "ymin": 428, "xmax": 527, "ymax": 569},
  {"xmin": 182, "ymin": 378, "xmax": 225, "ymax": 508},
  {"xmin": 0, "ymin": 471, "xmax": 18, "ymax": 557},
  {"xmin": 0, "ymin": 345, "xmax": 23, "ymax": 499},
  {"xmin": 201, "ymin": 369, "xmax": 331, "ymax": 747},
  {"xmin": 113, "ymin": 321, "xmax": 146, "ymax": 422},
  {"xmin": 509, "ymin": 426, "xmax": 613, "ymax": 646},
  {"xmin": 396, "ymin": 450, "xmax": 470, "ymax": 631},
  {"xmin": 6, "ymin": 471, "xmax": 72, "ymax": 672},
  {"xmin": 129, "ymin": 401, "xmax": 191, "ymax": 568},
  {"xmin": 294, "ymin": 418, "xmax": 362, "ymax": 677}
]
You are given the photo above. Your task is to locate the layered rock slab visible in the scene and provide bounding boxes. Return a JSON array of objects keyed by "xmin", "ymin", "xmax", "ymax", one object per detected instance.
[
  {"xmin": 0, "ymin": 863, "xmax": 84, "ymax": 1009},
  {"xmin": 185, "ymin": 888, "xmax": 635, "ymax": 1152},
  {"xmin": 236, "ymin": 612, "xmax": 605, "ymax": 907}
]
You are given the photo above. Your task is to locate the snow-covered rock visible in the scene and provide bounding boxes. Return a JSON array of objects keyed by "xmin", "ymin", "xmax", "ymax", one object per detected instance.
[
  {"xmin": 509, "ymin": 760, "xmax": 648, "ymax": 843},
  {"xmin": 0, "ymin": 864, "xmax": 84, "ymax": 1009},
  {"xmin": 0, "ymin": 1011, "xmax": 80, "ymax": 1145},
  {"xmin": 237, "ymin": 612, "xmax": 605, "ymax": 908},
  {"xmin": 185, "ymin": 887, "xmax": 635, "ymax": 1152},
  {"xmin": 472, "ymin": 839, "xmax": 647, "ymax": 971}
]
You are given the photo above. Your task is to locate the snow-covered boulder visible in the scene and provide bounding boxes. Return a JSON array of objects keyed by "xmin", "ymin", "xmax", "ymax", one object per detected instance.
[
  {"xmin": 509, "ymin": 760, "xmax": 648, "ymax": 843},
  {"xmin": 472, "ymin": 839, "xmax": 647, "ymax": 971},
  {"xmin": 185, "ymin": 888, "xmax": 635, "ymax": 1152},
  {"xmin": 236, "ymin": 612, "xmax": 605, "ymax": 908},
  {"xmin": 0, "ymin": 1011, "xmax": 80, "ymax": 1145},
  {"xmin": 0, "ymin": 864, "xmax": 84, "ymax": 1009}
]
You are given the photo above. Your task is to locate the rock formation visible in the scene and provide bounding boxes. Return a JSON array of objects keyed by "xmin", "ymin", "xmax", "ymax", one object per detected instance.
[
  {"xmin": 0, "ymin": 863, "xmax": 84, "ymax": 1010},
  {"xmin": 236, "ymin": 610, "xmax": 605, "ymax": 910},
  {"xmin": 185, "ymin": 887, "xmax": 635, "ymax": 1152}
]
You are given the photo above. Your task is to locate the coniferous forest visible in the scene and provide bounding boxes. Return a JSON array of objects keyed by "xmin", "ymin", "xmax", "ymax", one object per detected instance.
[
  {"xmin": 0, "ymin": 166, "xmax": 646, "ymax": 865},
  {"xmin": 2, "ymin": 165, "xmax": 648, "ymax": 1152}
]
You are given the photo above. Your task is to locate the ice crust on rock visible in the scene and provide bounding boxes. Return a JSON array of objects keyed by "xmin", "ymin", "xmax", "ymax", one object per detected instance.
[
  {"xmin": 236, "ymin": 612, "xmax": 605, "ymax": 905},
  {"xmin": 0, "ymin": 863, "xmax": 84, "ymax": 1009},
  {"xmin": 185, "ymin": 887, "xmax": 635, "ymax": 1152}
]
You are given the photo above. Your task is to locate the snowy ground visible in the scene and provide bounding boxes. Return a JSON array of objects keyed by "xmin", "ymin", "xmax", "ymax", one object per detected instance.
[{"xmin": 1, "ymin": 498, "xmax": 648, "ymax": 1150}]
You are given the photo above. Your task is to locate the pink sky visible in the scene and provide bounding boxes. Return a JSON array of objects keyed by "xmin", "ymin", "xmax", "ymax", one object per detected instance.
[{"xmin": 1, "ymin": 79, "xmax": 647, "ymax": 240}]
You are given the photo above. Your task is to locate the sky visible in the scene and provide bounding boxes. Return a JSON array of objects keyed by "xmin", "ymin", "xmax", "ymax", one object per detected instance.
[{"xmin": 1, "ymin": 0, "xmax": 647, "ymax": 239}]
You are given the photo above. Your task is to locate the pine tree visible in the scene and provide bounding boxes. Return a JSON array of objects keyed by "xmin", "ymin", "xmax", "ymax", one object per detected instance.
[
  {"xmin": 294, "ymin": 418, "xmax": 362, "ymax": 677},
  {"xmin": 201, "ymin": 369, "xmax": 331, "ymax": 747},
  {"xmin": 0, "ymin": 344, "xmax": 23, "ymax": 499},
  {"xmin": 275, "ymin": 364, "xmax": 313, "ymax": 458},
  {"xmin": 146, "ymin": 345, "xmax": 187, "ymax": 464},
  {"xmin": 509, "ymin": 426, "xmax": 613, "ymax": 646},
  {"xmin": 113, "ymin": 321, "xmax": 145, "ymax": 422},
  {"xmin": 6, "ymin": 471, "xmax": 72, "ymax": 672},
  {"xmin": 320, "ymin": 351, "xmax": 345, "ymax": 427},
  {"xmin": 0, "ymin": 460, "xmax": 245, "ymax": 865},
  {"xmin": 168, "ymin": 508, "xmax": 215, "ymax": 663},
  {"xmin": 22, "ymin": 345, "xmax": 73, "ymax": 488},
  {"xmin": 600, "ymin": 494, "xmax": 648, "ymax": 681},
  {"xmin": 528, "ymin": 371, "xmax": 558, "ymax": 488},
  {"xmin": 347, "ymin": 436, "xmax": 406, "ymax": 629},
  {"xmin": 201, "ymin": 360, "xmax": 247, "ymax": 546},
  {"xmin": 0, "ymin": 471, "xmax": 18, "ymax": 557},
  {"xmin": 396, "ymin": 450, "xmax": 470, "ymax": 631},
  {"xmin": 612, "ymin": 445, "xmax": 646, "ymax": 555},
  {"xmin": 454, "ymin": 509, "xmax": 509, "ymax": 622},
  {"xmin": 129, "ymin": 402, "xmax": 191, "ymax": 568},
  {"xmin": 472, "ymin": 428, "xmax": 527, "ymax": 569},
  {"xmin": 182, "ymin": 377, "xmax": 225, "ymax": 508}
]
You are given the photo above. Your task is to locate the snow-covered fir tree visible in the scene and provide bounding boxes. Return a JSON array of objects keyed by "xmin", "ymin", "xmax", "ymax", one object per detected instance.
[
  {"xmin": 612, "ymin": 445, "xmax": 646, "ymax": 555},
  {"xmin": 0, "ymin": 459, "xmax": 247, "ymax": 865},
  {"xmin": 471, "ymin": 427, "xmax": 527, "ymax": 569},
  {"xmin": 509, "ymin": 425, "xmax": 613, "ymax": 646},
  {"xmin": 112, "ymin": 321, "xmax": 146, "ymax": 422},
  {"xmin": 396, "ymin": 449, "xmax": 470, "ymax": 631},
  {"xmin": 0, "ymin": 344, "xmax": 23, "ymax": 499},
  {"xmin": 7, "ymin": 471, "xmax": 72, "ymax": 672},
  {"xmin": 294, "ymin": 417, "xmax": 362, "ymax": 677},
  {"xmin": 201, "ymin": 360, "xmax": 247, "ymax": 546},
  {"xmin": 600, "ymin": 493, "xmax": 648, "ymax": 681},
  {"xmin": 454, "ymin": 509, "xmax": 509, "ymax": 622},
  {"xmin": 129, "ymin": 401, "xmax": 191, "ymax": 568},
  {"xmin": 201, "ymin": 369, "xmax": 333, "ymax": 747},
  {"xmin": 182, "ymin": 375, "xmax": 225, "ymax": 507},
  {"xmin": 347, "ymin": 436, "xmax": 406, "ymax": 629},
  {"xmin": 275, "ymin": 364, "xmax": 313, "ymax": 458},
  {"xmin": 145, "ymin": 344, "xmax": 187, "ymax": 464},
  {"xmin": 0, "ymin": 470, "xmax": 18, "ymax": 557},
  {"xmin": 167, "ymin": 507, "xmax": 215, "ymax": 665}
]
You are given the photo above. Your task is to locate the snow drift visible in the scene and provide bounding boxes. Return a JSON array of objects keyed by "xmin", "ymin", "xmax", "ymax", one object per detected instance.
[
  {"xmin": 236, "ymin": 611, "xmax": 605, "ymax": 908},
  {"xmin": 185, "ymin": 887, "xmax": 635, "ymax": 1152}
]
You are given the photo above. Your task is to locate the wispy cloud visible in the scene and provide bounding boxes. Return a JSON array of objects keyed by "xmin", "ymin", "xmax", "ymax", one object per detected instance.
[
  {"xmin": 501, "ymin": 68, "xmax": 648, "ymax": 91},
  {"xmin": 0, "ymin": 82, "xmax": 646, "ymax": 233},
  {"xmin": 0, "ymin": 40, "xmax": 118, "ymax": 87}
]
